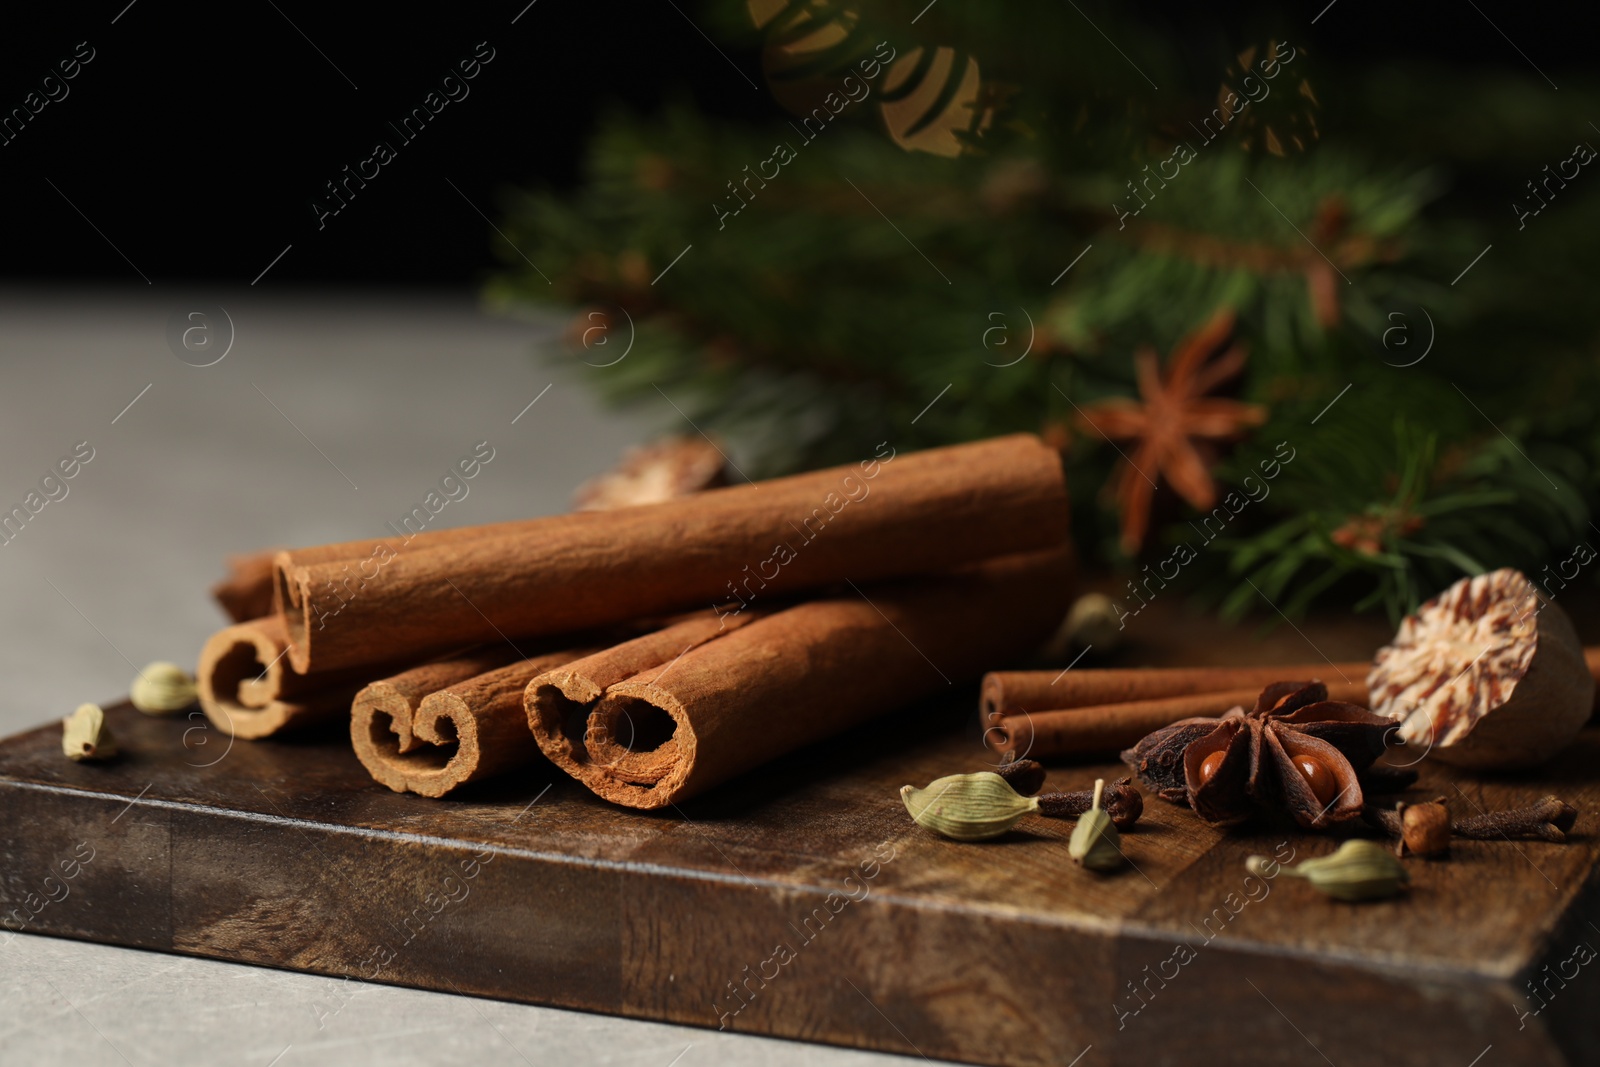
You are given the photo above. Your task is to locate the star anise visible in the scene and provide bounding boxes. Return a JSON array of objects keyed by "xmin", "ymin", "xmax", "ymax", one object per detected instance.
[
  {"xmin": 1121, "ymin": 680, "xmax": 1392, "ymax": 831},
  {"xmin": 1329, "ymin": 505, "xmax": 1424, "ymax": 557},
  {"xmin": 1074, "ymin": 309, "xmax": 1267, "ymax": 555}
]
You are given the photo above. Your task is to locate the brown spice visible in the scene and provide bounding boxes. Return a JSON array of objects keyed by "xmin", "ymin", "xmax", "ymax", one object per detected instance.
[
  {"xmin": 1453, "ymin": 796, "xmax": 1578, "ymax": 842},
  {"xmin": 1292, "ymin": 753, "xmax": 1339, "ymax": 807},
  {"xmin": 196, "ymin": 616, "xmax": 384, "ymax": 739},
  {"xmin": 210, "ymin": 549, "xmax": 280, "ymax": 623},
  {"xmin": 1036, "ymin": 777, "xmax": 1143, "ymax": 830},
  {"xmin": 277, "ymin": 434, "xmax": 1071, "ymax": 675},
  {"xmin": 995, "ymin": 757, "xmax": 1046, "ymax": 796},
  {"xmin": 1123, "ymin": 680, "xmax": 1391, "ymax": 831},
  {"xmin": 1072, "ymin": 309, "xmax": 1267, "ymax": 554},
  {"xmin": 1362, "ymin": 795, "xmax": 1578, "ymax": 848},
  {"xmin": 1399, "ymin": 801, "xmax": 1452, "ymax": 857},
  {"xmin": 1359, "ymin": 765, "xmax": 1419, "ymax": 794},
  {"xmin": 1367, "ymin": 569, "xmax": 1595, "ymax": 769},
  {"xmin": 526, "ymin": 550, "xmax": 1071, "ymax": 809},
  {"xmin": 984, "ymin": 681, "xmax": 1369, "ymax": 762},
  {"xmin": 980, "ymin": 661, "xmax": 1369, "ymax": 724}
]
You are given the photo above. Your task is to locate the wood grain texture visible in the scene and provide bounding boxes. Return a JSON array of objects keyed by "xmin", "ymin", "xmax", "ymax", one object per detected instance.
[
  {"xmin": 4, "ymin": 700, "xmax": 1596, "ymax": 1065},
  {"xmin": 5, "ymin": 600, "xmax": 1599, "ymax": 1066}
]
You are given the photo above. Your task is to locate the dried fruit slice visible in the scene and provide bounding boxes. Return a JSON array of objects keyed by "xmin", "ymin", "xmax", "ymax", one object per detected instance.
[{"xmin": 1367, "ymin": 569, "xmax": 1594, "ymax": 769}]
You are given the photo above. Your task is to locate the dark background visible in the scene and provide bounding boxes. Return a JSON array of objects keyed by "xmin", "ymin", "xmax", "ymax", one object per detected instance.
[{"xmin": 3, "ymin": 1, "xmax": 1591, "ymax": 285}]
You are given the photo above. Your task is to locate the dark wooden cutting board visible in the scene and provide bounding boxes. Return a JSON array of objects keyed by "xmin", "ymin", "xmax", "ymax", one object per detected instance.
[{"xmin": 4, "ymin": 607, "xmax": 1599, "ymax": 1066}]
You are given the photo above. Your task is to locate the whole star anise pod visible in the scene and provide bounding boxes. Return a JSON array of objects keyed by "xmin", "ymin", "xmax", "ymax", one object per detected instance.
[
  {"xmin": 1121, "ymin": 680, "xmax": 1391, "ymax": 831},
  {"xmin": 1073, "ymin": 309, "xmax": 1267, "ymax": 555}
]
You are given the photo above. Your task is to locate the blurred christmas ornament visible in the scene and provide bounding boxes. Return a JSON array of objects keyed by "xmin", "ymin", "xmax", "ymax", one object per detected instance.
[
  {"xmin": 878, "ymin": 46, "xmax": 990, "ymax": 157},
  {"xmin": 745, "ymin": 1, "xmax": 991, "ymax": 157},
  {"xmin": 1216, "ymin": 40, "xmax": 1319, "ymax": 157}
]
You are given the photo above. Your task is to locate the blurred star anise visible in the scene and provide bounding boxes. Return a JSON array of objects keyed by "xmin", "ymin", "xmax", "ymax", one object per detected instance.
[{"xmin": 1121, "ymin": 680, "xmax": 1391, "ymax": 831}]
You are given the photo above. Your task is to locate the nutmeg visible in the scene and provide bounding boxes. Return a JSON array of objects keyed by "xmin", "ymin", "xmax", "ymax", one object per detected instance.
[{"xmin": 1367, "ymin": 569, "xmax": 1595, "ymax": 770}]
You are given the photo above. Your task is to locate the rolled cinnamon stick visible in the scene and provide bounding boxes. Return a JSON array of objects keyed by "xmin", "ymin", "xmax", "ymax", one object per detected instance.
[
  {"xmin": 526, "ymin": 610, "xmax": 766, "ymax": 772},
  {"xmin": 992, "ymin": 681, "xmax": 1369, "ymax": 764},
  {"xmin": 352, "ymin": 645, "xmax": 595, "ymax": 797},
  {"xmin": 987, "ymin": 680, "xmax": 1369, "ymax": 761},
  {"xmin": 528, "ymin": 549, "xmax": 1071, "ymax": 809},
  {"xmin": 211, "ymin": 550, "xmax": 281, "ymax": 623},
  {"xmin": 984, "ymin": 645, "xmax": 1600, "ymax": 731},
  {"xmin": 979, "ymin": 661, "xmax": 1371, "ymax": 727},
  {"xmin": 196, "ymin": 617, "xmax": 377, "ymax": 739},
  {"xmin": 276, "ymin": 434, "xmax": 1070, "ymax": 675}
]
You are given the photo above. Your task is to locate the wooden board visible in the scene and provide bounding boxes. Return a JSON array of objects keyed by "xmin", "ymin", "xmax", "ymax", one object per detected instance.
[{"xmin": 4, "ymin": 632, "xmax": 1600, "ymax": 1066}]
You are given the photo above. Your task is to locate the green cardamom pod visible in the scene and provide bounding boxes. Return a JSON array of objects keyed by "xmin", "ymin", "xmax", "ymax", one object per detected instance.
[
  {"xmin": 1068, "ymin": 778, "xmax": 1123, "ymax": 870},
  {"xmin": 900, "ymin": 772, "xmax": 1039, "ymax": 840},
  {"xmin": 1268, "ymin": 839, "xmax": 1409, "ymax": 901},
  {"xmin": 130, "ymin": 661, "xmax": 198, "ymax": 715},
  {"xmin": 62, "ymin": 703, "xmax": 117, "ymax": 762}
]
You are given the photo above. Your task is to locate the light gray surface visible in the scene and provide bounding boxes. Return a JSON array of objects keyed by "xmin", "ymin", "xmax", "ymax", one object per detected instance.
[{"xmin": 0, "ymin": 289, "xmax": 917, "ymax": 1067}]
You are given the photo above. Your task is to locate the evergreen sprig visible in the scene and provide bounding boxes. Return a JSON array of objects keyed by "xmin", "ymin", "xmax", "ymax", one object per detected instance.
[{"xmin": 488, "ymin": 0, "xmax": 1600, "ymax": 617}]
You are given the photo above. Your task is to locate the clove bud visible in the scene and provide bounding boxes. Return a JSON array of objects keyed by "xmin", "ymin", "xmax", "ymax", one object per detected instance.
[
  {"xmin": 1453, "ymin": 796, "xmax": 1577, "ymax": 842},
  {"xmin": 994, "ymin": 757, "xmax": 1046, "ymax": 797},
  {"xmin": 1363, "ymin": 795, "xmax": 1578, "ymax": 847},
  {"xmin": 1037, "ymin": 776, "xmax": 1143, "ymax": 829}
]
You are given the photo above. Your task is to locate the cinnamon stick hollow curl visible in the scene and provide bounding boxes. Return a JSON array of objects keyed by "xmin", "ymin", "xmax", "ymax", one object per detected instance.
[
  {"xmin": 526, "ymin": 611, "xmax": 765, "ymax": 772},
  {"xmin": 351, "ymin": 645, "xmax": 597, "ymax": 798},
  {"xmin": 527, "ymin": 549, "xmax": 1072, "ymax": 810},
  {"xmin": 196, "ymin": 616, "xmax": 374, "ymax": 739},
  {"xmin": 275, "ymin": 434, "xmax": 1070, "ymax": 675}
]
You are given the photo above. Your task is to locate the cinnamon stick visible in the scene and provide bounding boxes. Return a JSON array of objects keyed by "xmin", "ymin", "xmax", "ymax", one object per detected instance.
[
  {"xmin": 526, "ymin": 611, "xmax": 765, "ymax": 772},
  {"xmin": 274, "ymin": 434, "xmax": 1070, "ymax": 675},
  {"xmin": 979, "ymin": 661, "xmax": 1370, "ymax": 726},
  {"xmin": 527, "ymin": 549, "xmax": 1071, "ymax": 809},
  {"xmin": 211, "ymin": 550, "xmax": 281, "ymax": 623},
  {"xmin": 196, "ymin": 617, "xmax": 378, "ymax": 739},
  {"xmin": 983, "ymin": 645, "xmax": 1600, "ymax": 732},
  {"xmin": 986, "ymin": 680, "xmax": 1369, "ymax": 761},
  {"xmin": 352, "ymin": 645, "xmax": 595, "ymax": 797}
]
